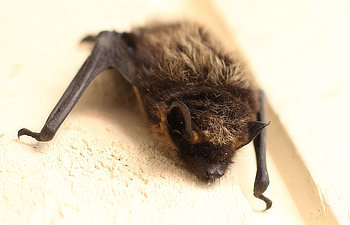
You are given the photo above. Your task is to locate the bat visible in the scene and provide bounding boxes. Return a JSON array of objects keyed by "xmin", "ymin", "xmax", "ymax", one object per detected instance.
[{"xmin": 18, "ymin": 22, "xmax": 272, "ymax": 210}]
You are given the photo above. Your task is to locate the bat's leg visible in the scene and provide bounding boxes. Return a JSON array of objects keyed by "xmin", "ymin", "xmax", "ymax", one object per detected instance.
[
  {"xmin": 253, "ymin": 90, "xmax": 272, "ymax": 210},
  {"xmin": 18, "ymin": 31, "xmax": 136, "ymax": 141}
]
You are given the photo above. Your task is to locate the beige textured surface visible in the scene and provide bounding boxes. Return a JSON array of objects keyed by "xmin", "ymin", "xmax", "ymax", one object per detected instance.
[{"xmin": 1, "ymin": 0, "xmax": 346, "ymax": 224}]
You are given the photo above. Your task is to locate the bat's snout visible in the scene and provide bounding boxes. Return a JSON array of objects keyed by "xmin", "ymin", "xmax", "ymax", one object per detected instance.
[
  {"xmin": 205, "ymin": 163, "xmax": 225, "ymax": 179},
  {"xmin": 182, "ymin": 154, "xmax": 229, "ymax": 179},
  {"xmin": 179, "ymin": 146, "xmax": 230, "ymax": 180}
]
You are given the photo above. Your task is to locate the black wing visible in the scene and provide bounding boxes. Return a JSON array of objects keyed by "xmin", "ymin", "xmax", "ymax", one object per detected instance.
[{"xmin": 18, "ymin": 31, "xmax": 137, "ymax": 141}]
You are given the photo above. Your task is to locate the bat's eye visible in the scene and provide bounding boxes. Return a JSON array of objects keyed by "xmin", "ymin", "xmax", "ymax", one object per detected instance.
[{"xmin": 166, "ymin": 101, "xmax": 193, "ymax": 141}]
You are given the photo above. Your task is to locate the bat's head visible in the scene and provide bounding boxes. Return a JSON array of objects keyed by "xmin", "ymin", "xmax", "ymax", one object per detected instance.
[{"xmin": 165, "ymin": 99, "xmax": 268, "ymax": 179}]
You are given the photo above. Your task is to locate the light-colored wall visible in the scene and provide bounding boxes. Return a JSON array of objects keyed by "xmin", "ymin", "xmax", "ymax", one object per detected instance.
[{"xmin": 214, "ymin": 0, "xmax": 350, "ymax": 224}]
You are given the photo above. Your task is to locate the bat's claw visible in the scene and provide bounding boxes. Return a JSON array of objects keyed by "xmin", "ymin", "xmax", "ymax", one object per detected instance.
[
  {"xmin": 18, "ymin": 128, "xmax": 39, "ymax": 141},
  {"xmin": 81, "ymin": 35, "xmax": 97, "ymax": 44},
  {"xmin": 254, "ymin": 192, "xmax": 272, "ymax": 210},
  {"xmin": 254, "ymin": 171, "xmax": 272, "ymax": 210},
  {"xmin": 17, "ymin": 127, "xmax": 53, "ymax": 142}
]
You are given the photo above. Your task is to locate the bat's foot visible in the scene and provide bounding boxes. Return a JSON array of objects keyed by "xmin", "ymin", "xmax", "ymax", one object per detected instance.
[
  {"xmin": 254, "ymin": 171, "xmax": 272, "ymax": 210},
  {"xmin": 18, "ymin": 127, "xmax": 54, "ymax": 142},
  {"xmin": 254, "ymin": 192, "xmax": 272, "ymax": 210}
]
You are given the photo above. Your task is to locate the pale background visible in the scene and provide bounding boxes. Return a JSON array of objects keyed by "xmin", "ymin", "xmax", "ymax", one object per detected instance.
[{"xmin": 0, "ymin": 0, "xmax": 349, "ymax": 224}]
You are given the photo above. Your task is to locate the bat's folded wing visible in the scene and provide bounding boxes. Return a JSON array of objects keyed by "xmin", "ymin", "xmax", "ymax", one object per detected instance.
[{"xmin": 18, "ymin": 31, "xmax": 137, "ymax": 141}]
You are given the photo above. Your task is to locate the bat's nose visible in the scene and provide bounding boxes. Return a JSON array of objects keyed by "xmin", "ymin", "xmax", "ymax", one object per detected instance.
[{"xmin": 205, "ymin": 163, "xmax": 225, "ymax": 179}]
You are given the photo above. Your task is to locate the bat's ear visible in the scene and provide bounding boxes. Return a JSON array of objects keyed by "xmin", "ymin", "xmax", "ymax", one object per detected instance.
[
  {"xmin": 236, "ymin": 121, "xmax": 270, "ymax": 149},
  {"xmin": 248, "ymin": 121, "xmax": 270, "ymax": 141},
  {"xmin": 166, "ymin": 101, "xmax": 193, "ymax": 141}
]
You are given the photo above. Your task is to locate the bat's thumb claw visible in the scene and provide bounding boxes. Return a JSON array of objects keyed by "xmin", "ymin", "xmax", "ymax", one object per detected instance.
[
  {"xmin": 17, "ymin": 128, "xmax": 39, "ymax": 141},
  {"xmin": 18, "ymin": 128, "xmax": 30, "ymax": 140},
  {"xmin": 18, "ymin": 127, "xmax": 54, "ymax": 142},
  {"xmin": 81, "ymin": 35, "xmax": 97, "ymax": 44}
]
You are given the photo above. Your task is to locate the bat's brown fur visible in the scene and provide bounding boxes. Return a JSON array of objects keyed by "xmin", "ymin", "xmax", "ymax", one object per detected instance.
[{"xmin": 128, "ymin": 22, "xmax": 260, "ymax": 165}]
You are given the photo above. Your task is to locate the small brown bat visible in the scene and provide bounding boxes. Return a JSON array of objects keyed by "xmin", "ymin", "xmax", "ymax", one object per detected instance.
[{"xmin": 18, "ymin": 22, "xmax": 272, "ymax": 210}]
